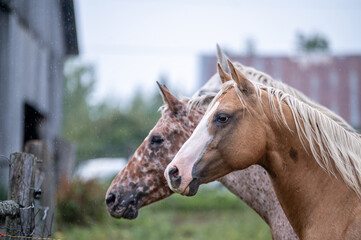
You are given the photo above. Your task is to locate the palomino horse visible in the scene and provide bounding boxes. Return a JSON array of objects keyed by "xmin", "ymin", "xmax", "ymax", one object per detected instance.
[{"xmin": 165, "ymin": 60, "xmax": 361, "ymax": 239}]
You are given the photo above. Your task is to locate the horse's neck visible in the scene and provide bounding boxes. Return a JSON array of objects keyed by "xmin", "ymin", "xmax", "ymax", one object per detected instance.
[
  {"xmin": 261, "ymin": 104, "xmax": 361, "ymax": 239},
  {"xmin": 189, "ymin": 106, "xmax": 207, "ymax": 126},
  {"xmin": 191, "ymin": 74, "xmax": 221, "ymax": 98},
  {"xmin": 218, "ymin": 167, "xmax": 298, "ymax": 240}
]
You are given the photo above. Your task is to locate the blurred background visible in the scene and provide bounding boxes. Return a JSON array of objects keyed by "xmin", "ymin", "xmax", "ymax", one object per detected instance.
[{"xmin": 0, "ymin": 0, "xmax": 360, "ymax": 239}]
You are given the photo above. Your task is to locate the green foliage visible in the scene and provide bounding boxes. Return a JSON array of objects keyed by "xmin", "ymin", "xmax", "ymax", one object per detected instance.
[
  {"xmin": 55, "ymin": 185, "xmax": 271, "ymax": 240},
  {"xmin": 56, "ymin": 178, "xmax": 107, "ymax": 227},
  {"xmin": 62, "ymin": 59, "xmax": 162, "ymax": 163},
  {"xmin": 153, "ymin": 187, "xmax": 248, "ymax": 212},
  {"xmin": 296, "ymin": 32, "xmax": 330, "ymax": 53}
]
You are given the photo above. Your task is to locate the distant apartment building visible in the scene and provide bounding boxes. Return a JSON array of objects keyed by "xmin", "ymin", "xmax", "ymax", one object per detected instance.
[{"xmin": 200, "ymin": 54, "xmax": 361, "ymax": 129}]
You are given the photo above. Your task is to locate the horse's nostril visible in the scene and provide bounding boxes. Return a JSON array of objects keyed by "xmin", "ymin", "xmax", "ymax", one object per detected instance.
[
  {"xmin": 168, "ymin": 166, "xmax": 181, "ymax": 189},
  {"xmin": 168, "ymin": 167, "xmax": 179, "ymax": 178},
  {"xmin": 106, "ymin": 192, "xmax": 116, "ymax": 206},
  {"xmin": 129, "ymin": 198, "xmax": 136, "ymax": 205}
]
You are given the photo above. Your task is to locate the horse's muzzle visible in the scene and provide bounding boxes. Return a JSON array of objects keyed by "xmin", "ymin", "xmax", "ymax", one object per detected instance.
[
  {"xmin": 105, "ymin": 191, "xmax": 139, "ymax": 219},
  {"xmin": 167, "ymin": 166, "xmax": 201, "ymax": 196}
]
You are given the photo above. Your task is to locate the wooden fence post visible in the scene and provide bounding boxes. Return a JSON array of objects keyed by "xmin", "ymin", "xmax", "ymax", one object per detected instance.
[
  {"xmin": 24, "ymin": 140, "xmax": 55, "ymax": 238},
  {"xmin": 6, "ymin": 152, "xmax": 37, "ymax": 239},
  {"xmin": 54, "ymin": 137, "xmax": 75, "ymax": 184}
]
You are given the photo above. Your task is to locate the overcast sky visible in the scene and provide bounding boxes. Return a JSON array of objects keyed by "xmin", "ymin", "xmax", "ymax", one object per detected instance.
[{"xmin": 75, "ymin": 0, "xmax": 361, "ymax": 105}]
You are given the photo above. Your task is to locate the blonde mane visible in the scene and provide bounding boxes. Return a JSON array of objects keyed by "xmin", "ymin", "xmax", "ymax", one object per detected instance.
[
  {"xmin": 209, "ymin": 80, "xmax": 361, "ymax": 198},
  {"xmin": 234, "ymin": 63, "xmax": 356, "ymax": 132},
  {"xmin": 158, "ymin": 94, "xmax": 215, "ymax": 115}
]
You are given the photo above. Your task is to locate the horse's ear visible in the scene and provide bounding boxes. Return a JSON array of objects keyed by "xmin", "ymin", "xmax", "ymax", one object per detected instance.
[
  {"xmin": 156, "ymin": 82, "xmax": 182, "ymax": 114},
  {"xmin": 216, "ymin": 44, "xmax": 230, "ymax": 74},
  {"xmin": 217, "ymin": 63, "xmax": 232, "ymax": 84},
  {"xmin": 227, "ymin": 60, "xmax": 254, "ymax": 94}
]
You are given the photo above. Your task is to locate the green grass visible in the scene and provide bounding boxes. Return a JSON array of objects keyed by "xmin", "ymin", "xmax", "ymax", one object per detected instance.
[{"xmin": 55, "ymin": 186, "xmax": 271, "ymax": 240}]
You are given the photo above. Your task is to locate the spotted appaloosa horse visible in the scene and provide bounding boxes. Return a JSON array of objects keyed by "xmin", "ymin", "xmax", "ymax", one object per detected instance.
[
  {"xmin": 106, "ymin": 48, "xmax": 355, "ymax": 240},
  {"xmin": 166, "ymin": 61, "xmax": 361, "ymax": 240}
]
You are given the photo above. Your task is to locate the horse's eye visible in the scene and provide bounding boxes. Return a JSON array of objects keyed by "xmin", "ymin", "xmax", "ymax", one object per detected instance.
[
  {"xmin": 150, "ymin": 135, "xmax": 164, "ymax": 145},
  {"xmin": 215, "ymin": 114, "xmax": 230, "ymax": 124}
]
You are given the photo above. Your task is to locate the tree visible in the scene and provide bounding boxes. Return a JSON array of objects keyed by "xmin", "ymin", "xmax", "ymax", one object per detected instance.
[
  {"xmin": 62, "ymin": 60, "xmax": 96, "ymax": 161},
  {"xmin": 62, "ymin": 60, "xmax": 162, "ymax": 163},
  {"xmin": 245, "ymin": 38, "xmax": 256, "ymax": 56},
  {"xmin": 296, "ymin": 32, "xmax": 330, "ymax": 53}
]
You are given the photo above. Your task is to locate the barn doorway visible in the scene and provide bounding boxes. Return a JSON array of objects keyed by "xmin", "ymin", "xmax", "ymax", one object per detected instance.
[{"xmin": 23, "ymin": 103, "xmax": 45, "ymax": 148}]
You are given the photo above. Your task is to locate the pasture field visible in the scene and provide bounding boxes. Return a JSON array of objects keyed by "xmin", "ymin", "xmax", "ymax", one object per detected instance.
[{"xmin": 55, "ymin": 183, "xmax": 271, "ymax": 240}]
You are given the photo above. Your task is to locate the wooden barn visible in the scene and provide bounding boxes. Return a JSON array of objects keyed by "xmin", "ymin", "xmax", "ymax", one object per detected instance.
[
  {"xmin": 0, "ymin": 0, "xmax": 78, "ymax": 190},
  {"xmin": 200, "ymin": 53, "xmax": 361, "ymax": 130}
]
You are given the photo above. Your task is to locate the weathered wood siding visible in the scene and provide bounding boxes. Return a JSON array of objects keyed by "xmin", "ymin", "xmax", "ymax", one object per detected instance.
[{"xmin": 0, "ymin": 0, "xmax": 77, "ymax": 189}]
